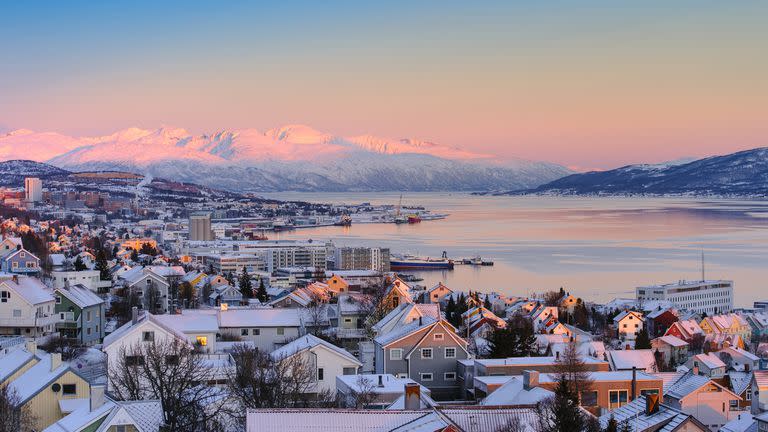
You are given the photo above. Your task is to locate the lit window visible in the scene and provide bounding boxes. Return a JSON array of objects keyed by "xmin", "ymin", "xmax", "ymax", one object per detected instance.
[{"xmin": 196, "ymin": 336, "xmax": 207, "ymax": 346}]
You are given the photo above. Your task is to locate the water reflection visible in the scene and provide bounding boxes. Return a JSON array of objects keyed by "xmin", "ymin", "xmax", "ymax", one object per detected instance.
[{"xmin": 261, "ymin": 193, "xmax": 768, "ymax": 307}]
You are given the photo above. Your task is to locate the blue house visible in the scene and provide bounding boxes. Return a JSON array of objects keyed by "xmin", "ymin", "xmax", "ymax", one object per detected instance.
[{"xmin": 1, "ymin": 247, "xmax": 40, "ymax": 275}]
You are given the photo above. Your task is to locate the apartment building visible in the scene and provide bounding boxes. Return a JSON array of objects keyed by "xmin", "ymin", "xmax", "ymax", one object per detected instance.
[{"xmin": 636, "ymin": 280, "xmax": 733, "ymax": 314}]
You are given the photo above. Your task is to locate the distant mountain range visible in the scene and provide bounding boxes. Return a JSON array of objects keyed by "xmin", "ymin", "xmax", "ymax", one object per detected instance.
[
  {"xmin": 497, "ymin": 147, "xmax": 768, "ymax": 197},
  {"xmin": 0, "ymin": 125, "xmax": 571, "ymax": 192}
]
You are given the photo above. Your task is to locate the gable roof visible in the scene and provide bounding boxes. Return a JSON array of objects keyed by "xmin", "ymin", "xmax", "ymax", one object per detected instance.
[
  {"xmin": 599, "ymin": 395, "xmax": 707, "ymax": 432},
  {"xmin": 8, "ymin": 353, "xmax": 81, "ymax": 405},
  {"xmin": 479, "ymin": 375, "xmax": 554, "ymax": 406},
  {"xmin": 271, "ymin": 334, "xmax": 361, "ymax": 366},
  {"xmin": 56, "ymin": 284, "xmax": 104, "ymax": 309},
  {"xmin": 0, "ymin": 276, "xmax": 54, "ymax": 305},
  {"xmin": 666, "ymin": 372, "xmax": 739, "ymax": 401},
  {"xmin": 608, "ymin": 349, "xmax": 658, "ymax": 372}
]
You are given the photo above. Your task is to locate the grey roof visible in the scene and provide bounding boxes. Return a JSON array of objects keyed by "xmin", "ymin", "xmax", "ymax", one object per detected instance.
[
  {"xmin": 599, "ymin": 395, "xmax": 699, "ymax": 432},
  {"xmin": 57, "ymin": 284, "xmax": 104, "ymax": 308},
  {"xmin": 665, "ymin": 373, "xmax": 716, "ymax": 400},
  {"xmin": 374, "ymin": 317, "xmax": 437, "ymax": 346}
]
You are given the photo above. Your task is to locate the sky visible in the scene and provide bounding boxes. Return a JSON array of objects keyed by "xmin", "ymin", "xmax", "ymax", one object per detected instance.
[{"xmin": 1, "ymin": 1, "xmax": 766, "ymax": 170}]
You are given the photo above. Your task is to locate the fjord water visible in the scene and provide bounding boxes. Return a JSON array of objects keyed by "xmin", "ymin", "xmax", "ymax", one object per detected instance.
[{"xmin": 262, "ymin": 193, "xmax": 768, "ymax": 307}]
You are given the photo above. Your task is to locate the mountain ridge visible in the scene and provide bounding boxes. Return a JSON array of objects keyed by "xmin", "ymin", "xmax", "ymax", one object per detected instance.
[{"xmin": 1, "ymin": 124, "xmax": 571, "ymax": 192}]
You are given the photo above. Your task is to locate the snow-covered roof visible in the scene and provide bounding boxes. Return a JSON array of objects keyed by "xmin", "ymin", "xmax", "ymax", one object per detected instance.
[
  {"xmin": 0, "ymin": 347, "xmax": 36, "ymax": 382},
  {"xmin": 0, "ymin": 276, "xmax": 54, "ymax": 305},
  {"xmin": 337, "ymin": 374, "xmax": 427, "ymax": 395},
  {"xmin": 665, "ymin": 372, "xmax": 729, "ymax": 400},
  {"xmin": 153, "ymin": 311, "xmax": 220, "ymax": 334},
  {"xmin": 271, "ymin": 334, "xmax": 360, "ymax": 366},
  {"xmin": 598, "ymin": 395, "xmax": 700, "ymax": 432},
  {"xmin": 57, "ymin": 284, "xmax": 104, "ymax": 308},
  {"xmin": 374, "ymin": 317, "xmax": 438, "ymax": 346},
  {"xmin": 607, "ymin": 349, "xmax": 657, "ymax": 372},
  {"xmin": 218, "ymin": 308, "xmax": 301, "ymax": 328},
  {"xmin": 386, "ymin": 392, "xmax": 438, "ymax": 410},
  {"xmin": 43, "ymin": 399, "xmax": 116, "ymax": 432},
  {"xmin": 246, "ymin": 409, "xmax": 429, "ymax": 432},
  {"xmin": 729, "ymin": 371, "xmax": 754, "ymax": 396},
  {"xmin": 8, "ymin": 353, "xmax": 72, "ymax": 404},
  {"xmin": 692, "ymin": 352, "xmax": 726, "ymax": 369},
  {"xmin": 479, "ymin": 376, "xmax": 554, "ymax": 406},
  {"xmin": 655, "ymin": 335, "xmax": 688, "ymax": 347},
  {"xmin": 720, "ymin": 412, "xmax": 757, "ymax": 432}
]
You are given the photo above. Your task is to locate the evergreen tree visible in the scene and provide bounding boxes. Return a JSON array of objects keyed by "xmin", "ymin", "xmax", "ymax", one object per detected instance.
[
  {"xmin": 130, "ymin": 249, "xmax": 139, "ymax": 262},
  {"xmin": 603, "ymin": 415, "xmax": 618, "ymax": 432},
  {"xmin": 634, "ymin": 327, "xmax": 652, "ymax": 350},
  {"xmin": 483, "ymin": 295, "xmax": 492, "ymax": 310},
  {"xmin": 73, "ymin": 255, "xmax": 87, "ymax": 271},
  {"xmin": 547, "ymin": 375, "xmax": 584, "ymax": 432},
  {"xmin": 445, "ymin": 296, "xmax": 457, "ymax": 326},
  {"xmin": 256, "ymin": 279, "xmax": 268, "ymax": 303},
  {"xmin": 95, "ymin": 248, "xmax": 111, "ymax": 281},
  {"xmin": 487, "ymin": 314, "xmax": 537, "ymax": 358},
  {"xmin": 239, "ymin": 268, "xmax": 253, "ymax": 299}
]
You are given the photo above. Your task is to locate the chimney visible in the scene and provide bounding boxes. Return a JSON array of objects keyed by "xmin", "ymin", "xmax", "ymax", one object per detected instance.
[
  {"xmin": 404, "ymin": 383, "xmax": 420, "ymax": 410},
  {"xmin": 555, "ymin": 351, "xmax": 560, "ymax": 360},
  {"xmin": 692, "ymin": 365, "xmax": 699, "ymax": 375},
  {"xmin": 11, "ymin": 275, "xmax": 18, "ymax": 284},
  {"xmin": 25, "ymin": 340, "xmax": 37, "ymax": 353},
  {"xmin": 419, "ymin": 316, "xmax": 422, "ymax": 326},
  {"xmin": 131, "ymin": 306, "xmax": 139, "ymax": 324},
  {"xmin": 631, "ymin": 366, "xmax": 637, "ymax": 401},
  {"xmin": 523, "ymin": 370, "xmax": 539, "ymax": 390},
  {"xmin": 645, "ymin": 393, "xmax": 660, "ymax": 415},
  {"xmin": 378, "ymin": 375, "xmax": 384, "ymax": 388},
  {"xmin": 50, "ymin": 352, "xmax": 62, "ymax": 371},
  {"xmin": 90, "ymin": 384, "xmax": 106, "ymax": 411}
]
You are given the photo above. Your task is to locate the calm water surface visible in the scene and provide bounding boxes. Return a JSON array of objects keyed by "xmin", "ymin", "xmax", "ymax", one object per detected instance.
[{"xmin": 260, "ymin": 192, "xmax": 768, "ymax": 307}]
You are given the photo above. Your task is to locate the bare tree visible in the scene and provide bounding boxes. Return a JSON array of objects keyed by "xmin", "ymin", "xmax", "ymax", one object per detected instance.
[
  {"xmin": 144, "ymin": 284, "xmax": 163, "ymax": 314},
  {"xmin": 38, "ymin": 335, "xmax": 86, "ymax": 361},
  {"xmin": 109, "ymin": 339, "xmax": 231, "ymax": 431},
  {"xmin": 554, "ymin": 339, "xmax": 594, "ymax": 404},
  {"xmin": 305, "ymin": 294, "xmax": 328, "ymax": 335},
  {"xmin": 0, "ymin": 385, "xmax": 36, "ymax": 432},
  {"xmin": 348, "ymin": 375, "xmax": 378, "ymax": 408},
  {"xmin": 495, "ymin": 415, "xmax": 534, "ymax": 432},
  {"xmin": 226, "ymin": 344, "xmax": 336, "ymax": 421},
  {"xmin": 356, "ymin": 282, "xmax": 393, "ymax": 338}
]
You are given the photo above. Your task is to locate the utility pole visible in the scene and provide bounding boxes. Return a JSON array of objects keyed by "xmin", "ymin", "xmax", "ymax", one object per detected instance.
[{"xmin": 701, "ymin": 250, "xmax": 705, "ymax": 282}]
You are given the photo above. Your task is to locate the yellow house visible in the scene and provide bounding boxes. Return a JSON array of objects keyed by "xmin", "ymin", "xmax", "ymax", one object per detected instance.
[
  {"xmin": 120, "ymin": 238, "xmax": 157, "ymax": 251},
  {"xmin": 326, "ymin": 274, "xmax": 350, "ymax": 294},
  {"xmin": 0, "ymin": 341, "xmax": 38, "ymax": 386},
  {"xmin": 7, "ymin": 352, "xmax": 90, "ymax": 430}
]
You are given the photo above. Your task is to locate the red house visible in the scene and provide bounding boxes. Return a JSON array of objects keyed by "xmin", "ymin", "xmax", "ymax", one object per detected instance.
[{"xmin": 647, "ymin": 308, "xmax": 678, "ymax": 337}]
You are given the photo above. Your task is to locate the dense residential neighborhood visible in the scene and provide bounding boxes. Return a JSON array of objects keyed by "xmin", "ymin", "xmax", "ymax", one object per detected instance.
[{"xmin": 1, "ymin": 178, "xmax": 768, "ymax": 432}]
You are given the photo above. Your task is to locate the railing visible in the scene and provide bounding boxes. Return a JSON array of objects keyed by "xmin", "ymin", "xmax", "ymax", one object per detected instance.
[{"xmin": 333, "ymin": 328, "xmax": 368, "ymax": 339}]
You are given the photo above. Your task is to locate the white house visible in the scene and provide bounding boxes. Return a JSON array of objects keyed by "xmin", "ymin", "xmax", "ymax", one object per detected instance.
[
  {"xmin": 50, "ymin": 269, "xmax": 112, "ymax": 293},
  {"xmin": 218, "ymin": 307, "xmax": 302, "ymax": 352},
  {"xmin": 687, "ymin": 353, "xmax": 727, "ymax": 379},
  {"xmin": 0, "ymin": 275, "xmax": 58, "ymax": 337},
  {"xmin": 271, "ymin": 334, "xmax": 361, "ymax": 395},
  {"xmin": 613, "ymin": 310, "xmax": 644, "ymax": 341}
]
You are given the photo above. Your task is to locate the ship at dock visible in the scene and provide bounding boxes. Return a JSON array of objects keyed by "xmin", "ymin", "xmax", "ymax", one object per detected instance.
[{"xmin": 390, "ymin": 252, "xmax": 454, "ymax": 270}]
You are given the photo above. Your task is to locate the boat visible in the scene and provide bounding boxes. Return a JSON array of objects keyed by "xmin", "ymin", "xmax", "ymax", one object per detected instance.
[
  {"xmin": 334, "ymin": 215, "xmax": 352, "ymax": 226},
  {"xmin": 390, "ymin": 254, "xmax": 454, "ymax": 270},
  {"xmin": 407, "ymin": 214, "xmax": 421, "ymax": 224}
]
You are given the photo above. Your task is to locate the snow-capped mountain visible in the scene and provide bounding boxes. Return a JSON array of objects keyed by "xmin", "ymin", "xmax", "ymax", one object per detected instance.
[
  {"xmin": 0, "ymin": 125, "xmax": 571, "ymax": 192},
  {"xmin": 509, "ymin": 147, "xmax": 768, "ymax": 197}
]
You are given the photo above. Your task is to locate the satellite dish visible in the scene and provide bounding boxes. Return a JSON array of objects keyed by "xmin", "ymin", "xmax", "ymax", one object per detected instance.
[{"xmin": 51, "ymin": 383, "xmax": 61, "ymax": 392}]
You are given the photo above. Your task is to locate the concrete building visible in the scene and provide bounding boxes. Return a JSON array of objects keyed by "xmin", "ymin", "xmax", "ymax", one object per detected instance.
[
  {"xmin": 636, "ymin": 280, "xmax": 733, "ymax": 314},
  {"xmin": 189, "ymin": 212, "xmax": 214, "ymax": 241},
  {"xmin": 24, "ymin": 177, "xmax": 42, "ymax": 203},
  {"xmin": 186, "ymin": 240, "xmax": 330, "ymax": 273},
  {"xmin": 333, "ymin": 247, "xmax": 390, "ymax": 272}
]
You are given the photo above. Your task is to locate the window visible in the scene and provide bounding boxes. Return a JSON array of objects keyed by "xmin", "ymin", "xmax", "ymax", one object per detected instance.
[
  {"xmin": 196, "ymin": 336, "xmax": 208, "ymax": 346},
  {"xmin": 116, "ymin": 426, "xmax": 127, "ymax": 432},
  {"xmin": 241, "ymin": 329, "xmax": 249, "ymax": 336},
  {"xmin": 609, "ymin": 390, "xmax": 628, "ymax": 409},
  {"xmin": 581, "ymin": 391, "xmax": 598, "ymax": 406},
  {"xmin": 13, "ymin": 309, "xmax": 21, "ymax": 318},
  {"xmin": 86, "ymin": 311, "xmax": 92, "ymax": 321},
  {"xmin": 55, "ymin": 296, "xmax": 62, "ymax": 304},
  {"xmin": 444, "ymin": 372, "xmax": 456, "ymax": 381},
  {"xmin": 0, "ymin": 291, "xmax": 8, "ymax": 302},
  {"xmin": 433, "ymin": 333, "xmax": 444, "ymax": 341},
  {"xmin": 343, "ymin": 367, "xmax": 356, "ymax": 375},
  {"xmin": 317, "ymin": 368, "xmax": 324, "ymax": 381},
  {"xmin": 277, "ymin": 328, "xmax": 284, "ymax": 335},
  {"xmin": 87, "ymin": 327, "xmax": 91, "ymax": 335},
  {"xmin": 445, "ymin": 347, "xmax": 457, "ymax": 359},
  {"xmin": 421, "ymin": 348, "xmax": 433, "ymax": 359},
  {"xmin": 640, "ymin": 389, "xmax": 659, "ymax": 397},
  {"xmin": 253, "ymin": 329, "xmax": 260, "ymax": 335},
  {"xmin": 730, "ymin": 400, "xmax": 739, "ymax": 410},
  {"xmin": 748, "ymin": 390, "xmax": 752, "ymax": 401},
  {"xmin": 62, "ymin": 384, "xmax": 77, "ymax": 395},
  {"xmin": 126, "ymin": 355, "xmax": 144, "ymax": 366},
  {"xmin": 344, "ymin": 318, "xmax": 352, "ymax": 323},
  {"xmin": 142, "ymin": 331, "xmax": 154, "ymax": 342},
  {"xmin": 420, "ymin": 373, "xmax": 433, "ymax": 381},
  {"xmin": 390, "ymin": 349, "xmax": 403, "ymax": 360}
]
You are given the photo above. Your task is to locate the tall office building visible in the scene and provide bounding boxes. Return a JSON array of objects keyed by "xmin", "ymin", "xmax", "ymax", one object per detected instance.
[
  {"xmin": 189, "ymin": 213, "xmax": 214, "ymax": 241},
  {"xmin": 636, "ymin": 280, "xmax": 733, "ymax": 314},
  {"xmin": 24, "ymin": 177, "xmax": 42, "ymax": 203}
]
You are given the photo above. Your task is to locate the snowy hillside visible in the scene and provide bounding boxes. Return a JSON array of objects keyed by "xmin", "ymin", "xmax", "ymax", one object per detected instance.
[{"xmin": 0, "ymin": 125, "xmax": 571, "ymax": 192}]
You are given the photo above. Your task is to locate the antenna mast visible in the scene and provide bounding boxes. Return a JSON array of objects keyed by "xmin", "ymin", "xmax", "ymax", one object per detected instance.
[{"xmin": 701, "ymin": 250, "xmax": 705, "ymax": 282}]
